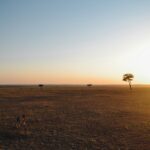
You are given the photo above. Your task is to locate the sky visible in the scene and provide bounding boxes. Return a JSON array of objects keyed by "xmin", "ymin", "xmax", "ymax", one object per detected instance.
[{"xmin": 0, "ymin": 0, "xmax": 150, "ymax": 84}]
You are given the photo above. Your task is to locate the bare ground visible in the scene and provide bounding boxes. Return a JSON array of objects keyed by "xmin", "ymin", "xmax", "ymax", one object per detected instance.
[{"xmin": 0, "ymin": 85, "xmax": 150, "ymax": 150}]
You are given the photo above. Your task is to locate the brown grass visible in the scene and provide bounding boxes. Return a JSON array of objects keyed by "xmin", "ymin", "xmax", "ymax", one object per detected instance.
[{"xmin": 0, "ymin": 85, "xmax": 150, "ymax": 150}]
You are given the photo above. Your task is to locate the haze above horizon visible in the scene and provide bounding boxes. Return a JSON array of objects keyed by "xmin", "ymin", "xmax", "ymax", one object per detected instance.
[{"xmin": 0, "ymin": 0, "xmax": 150, "ymax": 84}]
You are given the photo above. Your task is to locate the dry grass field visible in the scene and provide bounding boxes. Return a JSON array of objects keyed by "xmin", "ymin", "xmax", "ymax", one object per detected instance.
[{"xmin": 0, "ymin": 85, "xmax": 150, "ymax": 150}]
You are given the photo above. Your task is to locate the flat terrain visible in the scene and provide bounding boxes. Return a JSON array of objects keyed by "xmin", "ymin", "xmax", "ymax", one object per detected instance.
[{"xmin": 0, "ymin": 85, "xmax": 150, "ymax": 150}]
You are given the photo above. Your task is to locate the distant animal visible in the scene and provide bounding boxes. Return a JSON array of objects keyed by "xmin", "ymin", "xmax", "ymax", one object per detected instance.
[
  {"xmin": 22, "ymin": 114, "xmax": 26, "ymax": 126},
  {"xmin": 87, "ymin": 84, "xmax": 92, "ymax": 87},
  {"xmin": 38, "ymin": 84, "xmax": 44, "ymax": 90},
  {"xmin": 15, "ymin": 114, "xmax": 27, "ymax": 133},
  {"xmin": 16, "ymin": 116, "xmax": 21, "ymax": 128}
]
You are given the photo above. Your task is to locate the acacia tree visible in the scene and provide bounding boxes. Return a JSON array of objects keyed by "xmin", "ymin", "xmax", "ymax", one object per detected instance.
[{"xmin": 123, "ymin": 73, "xmax": 134, "ymax": 90}]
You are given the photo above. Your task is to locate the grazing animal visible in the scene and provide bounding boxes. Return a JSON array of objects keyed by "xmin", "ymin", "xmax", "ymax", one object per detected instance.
[
  {"xmin": 21, "ymin": 114, "xmax": 27, "ymax": 133},
  {"xmin": 16, "ymin": 116, "xmax": 21, "ymax": 128},
  {"xmin": 38, "ymin": 84, "xmax": 44, "ymax": 90},
  {"xmin": 21, "ymin": 114, "xmax": 26, "ymax": 126},
  {"xmin": 16, "ymin": 114, "xmax": 28, "ymax": 134},
  {"xmin": 87, "ymin": 84, "xmax": 92, "ymax": 87}
]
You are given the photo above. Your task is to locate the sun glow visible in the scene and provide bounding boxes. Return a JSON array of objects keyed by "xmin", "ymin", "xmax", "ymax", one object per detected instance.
[{"xmin": 131, "ymin": 48, "xmax": 150, "ymax": 84}]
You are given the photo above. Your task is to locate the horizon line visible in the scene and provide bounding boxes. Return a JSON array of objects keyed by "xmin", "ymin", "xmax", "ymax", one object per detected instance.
[{"xmin": 0, "ymin": 83, "xmax": 150, "ymax": 86}]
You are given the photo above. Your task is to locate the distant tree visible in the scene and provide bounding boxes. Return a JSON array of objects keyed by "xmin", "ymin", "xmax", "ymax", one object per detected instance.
[
  {"xmin": 123, "ymin": 73, "xmax": 134, "ymax": 90},
  {"xmin": 38, "ymin": 84, "xmax": 44, "ymax": 90}
]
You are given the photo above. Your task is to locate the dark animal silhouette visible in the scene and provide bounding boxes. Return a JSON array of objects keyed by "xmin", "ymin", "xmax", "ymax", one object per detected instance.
[
  {"xmin": 87, "ymin": 84, "xmax": 92, "ymax": 87},
  {"xmin": 38, "ymin": 84, "xmax": 44, "ymax": 90},
  {"xmin": 15, "ymin": 114, "xmax": 27, "ymax": 134},
  {"xmin": 16, "ymin": 116, "xmax": 21, "ymax": 128}
]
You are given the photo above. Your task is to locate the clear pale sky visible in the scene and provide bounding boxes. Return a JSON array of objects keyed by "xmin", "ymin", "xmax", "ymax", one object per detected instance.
[{"xmin": 0, "ymin": 0, "xmax": 150, "ymax": 84}]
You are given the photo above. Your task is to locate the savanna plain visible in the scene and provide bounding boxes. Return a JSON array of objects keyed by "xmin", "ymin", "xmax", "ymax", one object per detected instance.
[{"xmin": 0, "ymin": 85, "xmax": 150, "ymax": 150}]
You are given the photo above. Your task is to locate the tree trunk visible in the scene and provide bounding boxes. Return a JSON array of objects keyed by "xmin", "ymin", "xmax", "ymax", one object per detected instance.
[{"xmin": 129, "ymin": 81, "xmax": 132, "ymax": 90}]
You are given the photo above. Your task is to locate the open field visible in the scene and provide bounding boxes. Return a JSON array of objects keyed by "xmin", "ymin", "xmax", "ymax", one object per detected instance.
[{"xmin": 0, "ymin": 85, "xmax": 150, "ymax": 150}]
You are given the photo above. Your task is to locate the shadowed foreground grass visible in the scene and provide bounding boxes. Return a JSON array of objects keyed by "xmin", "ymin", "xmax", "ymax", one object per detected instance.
[{"xmin": 0, "ymin": 85, "xmax": 150, "ymax": 150}]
